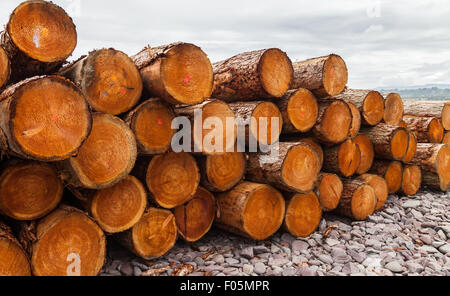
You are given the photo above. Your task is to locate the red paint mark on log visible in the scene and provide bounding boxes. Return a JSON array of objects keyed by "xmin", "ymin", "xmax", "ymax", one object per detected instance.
[{"xmin": 184, "ymin": 75, "xmax": 191, "ymax": 83}]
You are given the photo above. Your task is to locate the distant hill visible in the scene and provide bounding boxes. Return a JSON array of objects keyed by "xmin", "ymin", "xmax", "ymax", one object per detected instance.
[{"xmin": 376, "ymin": 85, "xmax": 450, "ymax": 101}]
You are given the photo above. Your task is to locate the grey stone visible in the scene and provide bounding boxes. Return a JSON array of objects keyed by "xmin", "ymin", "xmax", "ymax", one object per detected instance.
[
  {"xmin": 253, "ymin": 246, "xmax": 270, "ymax": 255},
  {"xmin": 298, "ymin": 266, "xmax": 317, "ymax": 276},
  {"xmin": 269, "ymin": 258, "xmax": 290, "ymax": 267},
  {"xmin": 439, "ymin": 244, "xmax": 450, "ymax": 255},
  {"xmin": 402, "ymin": 200, "xmax": 421, "ymax": 208},
  {"xmin": 226, "ymin": 258, "xmax": 239, "ymax": 265},
  {"xmin": 419, "ymin": 245, "xmax": 440, "ymax": 253},
  {"xmin": 317, "ymin": 254, "xmax": 333, "ymax": 264},
  {"xmin": 325, "ymin": 238, "xmax": 340, "ymax": 247},
  {"xmin": 271, "ymin": 244, "xmax": 281, "ymax": 253},
  {"xmin": 385, "ymin": 261, "xmax": 403, "ymax": 273},
  {"xmin": 342, "ymin": 262, "xmax": 360, "ymax": 275},
  {"xmin": 194, "ymin": 257, "xmax": 205, "ymax": 266},
  {"xmin": 242, "ymin": 264, "xmax": 253, "ymax": 275},
  {"xmin": 362, "ymin": 257, "xmax": 382, "ymax": 268},
  {"xmin": 281, "ymin": 233, "xmax": 296, "ymax": 244},
  {"xmin": 254, "ymin": 262, "xmax": 266, "ymax": 275},
  {"xmin": 133, "ymin": 267, "xmax": 142, "ymax": 277},
  {"xmin": 120, "ymin": 262, "xmax": 133, "ymax": 276},
  {"xmin": 406, "ymin": 262, "xmax": 424, "ymax": 273},
  {"xmin": 204, "ymin": 265, "xmax": 224, "ymax": 272},
  {"xmin": 292, "ymin": 240, "xmax": 309, "ymax": 253},
  {"xmin": 240, "ymin": 247, "xmax": 254, "ymax": 259},
  {"xmin": 213, "ymin": 254, "xmax": 225, "ymax": 264},
  {"xmin": 282, "ymin": 267, "xmax": 297, "ymax": 276}
]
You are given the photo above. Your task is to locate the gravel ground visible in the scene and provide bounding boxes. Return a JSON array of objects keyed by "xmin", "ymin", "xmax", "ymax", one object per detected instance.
[{"xmin": 100, "ymin": 190, "xmax": 450, "ymax": 276}]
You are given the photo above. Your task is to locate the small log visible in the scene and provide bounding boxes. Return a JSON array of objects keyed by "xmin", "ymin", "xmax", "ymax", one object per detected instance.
[
  {"xmin": 403, "ymin": 116, "xmax": 444, "ymax": 143},
  {"xmin": 335, "ymin": 179, "xmax": 377, "ymax": 221},
  {"xmin": 402, "ymin": 131, "xmax": 417, "ymax": 163},
  {"xmin": 290, "ymin": 54, "xmax": 348, "ymax": 98},
  {"xmin": 347, "ymin": 102, "xmax": 362, "ymax": 138},
  {"xmin": 383, "ymin": 93, "xmax": 404, "ymax": 125},
  {"xmin": 402, "ymin": 100, "xmax": 450, "ymax": 131},
  {"xmin": 215, "ymin": 182, "xmax": 285, "ymax": 240},
  {"xmin": 322, "ymin": 139, "xmax": 361, "ymax": 177},
  {"xmin": 284, "ymin": 191, "xmax": 322, "ymax": 238},
  {"xmin": 401, "ymin": 165, "xmax": 422, "ymax": 196},
  {"xmin": 0, "ymin": 220, "xmax": 30, "ymax": 276},
  {"xmin": 315, "ymin": 173, "xmax": 343, "ymax": 211},
  {"xmin": 0, "ymin": 47, "xmax": 11, "ymax": 88},
  {"xmin": 360, "ymin": 174, "xmax": 388, "ymax": 211},
  {"xmin": 353, "ymin": 134, "xmax": 374, "ymax": 175},
  {"xmin": 212, "ymin": 48, "xmax": 293, "ymax": 101},
  {"xmin": 360, "ymin": 124, "xmax": 409, "ymax": 161},
  {"xmin": 369, "ymin": 160, "xmax": 403, "ymax": 194},
  {"xmin": 313, "ymin": 99, "xmax": 352, "ymax": 145}
]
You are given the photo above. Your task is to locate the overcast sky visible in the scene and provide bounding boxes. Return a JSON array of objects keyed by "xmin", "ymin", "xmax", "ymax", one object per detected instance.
[{"xmin": 1, "ymin": 0, "xmax": 450, "ymax": 89}]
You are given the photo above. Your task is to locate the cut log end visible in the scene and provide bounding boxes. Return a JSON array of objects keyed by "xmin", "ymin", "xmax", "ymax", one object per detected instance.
[
  {"xmin": 316, "ymin": 100, "xmax": 352, "ymax": 144},
  {"xmin": 259, "ymin": 48, "xmax": 293, "ymax": 98},
  {"xmin": 437, "ymin": 145, "xmax": 450, "ymax": 191},
  {"xmin": 360, "ymin": 174, "xmax": 388, "ymax": 211},
  {"xmin": 91, "ymin": 176, "xmax": 147, "ymax": 234},
  {"xmin": 348, "ymin": 102, "xmax": 361, "ymax": 138},
  {"xmin": 204, "ymin": 152, "xmax": 246, "ymax": 192},
  {"xmin": 8, "ymin": 0, "xmax": 77, "ymax": 63},
  {"xmin": 351, "ymin": 184, "xmax": 377, "ymax": 220},
  {"xmin": 354, "ymin": 135, "xmax": 374, "ymax": 175},
  {"xmin": 362, "ymin": 91, "xmax": 385, "ymax": 125},
  {"xmin": 0, "ymin": 162, "xmax": 63, "ymax": 221},
  {"xmin": 0, "ymin": 47, "xmax": 10, "ymax": 88},
  {"xmin": 428, "ymin": 118, "xmax": 444, "ymax": 143},
  {"xmin": 401, "ymin": 165, "xmax": 422, "ymax": 196},
  {"xmin": 402, "ymin": 131, "xmax": 417, "ymax": 163},
  {"xmin": 391, "ymin": 128, "xmax": 409, "ymax": 160},
  {"xmin": 174, "ymin": 187, "xmax": 215, "ymax": 242},
  {"xmin": 383, "ymin": 93, "xmax": 404, "ymax": 125},
  {"xmin": 443, "ymin": 104, "xmax": 450, "ymax": 131},
  {"xmin": 250, "ymin": 101, "xmax": 283, "ymax": 145},
  {"xmin": 69, "ymin": 113, "xmax": 137, "ymax": 189},
  {"xmin": 338, "ymin": 139, "xmax": 361, "ymax": 177},
  {"xmin": 316, "ymin": 173, "xmax": 343, "ymax": 211},
  {"xmin": 0, "ymin": 237, "xmax": 31, "ymax": 276},
  {"xmin": 146, "ymin": 152, "xmax": 200, "ymax": 209},
  {"xmin": 385, "ymin": 161, "xmax": 403, "ymax": 194},
  {"xmin": 322, "ymin": 54, "xmax": 348, "ymax": 97},
  {"xmin": 284, "ymin": 192, "xmax": 322, "ymax": 238},
  {"xmin": 443, "ymin": 132, "xmax": 450, "ymax": 145},
  {"xmin": 300, "ymin": 138, "xmax": 324, "ymax": 167},
  {"xmin": 285, "ymin": 88, "xmax": 318, "ymax": 132}
]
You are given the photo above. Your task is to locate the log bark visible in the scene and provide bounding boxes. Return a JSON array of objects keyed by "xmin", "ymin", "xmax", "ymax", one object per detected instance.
[
  {"xmin": 360, "ymin": 124, "xmax": 409, "ymax": 161},
  {"xmin": 114, "ymin": 207, "xmax": 177, "ymax": 260},
  {"xmin": 335, "ymin": 179, "xmax": 377, "ymax": 221},
  {"xmin": 383, "ymin": 93, "xmax": 404, "ymax": 125},
  {"xmin": 58, "ymin": 48, "xmax": 143, "ymax": 115},
  {"xmin": 402, "ymin": 116, "xmax": 444, "ymax": 143},
  {"xmin": 403, "ymin": 100, "xmax": 450, "ymax": 131},
  {"xmin": 132, "ymin": 42, "xmax": 213, "ymax": 105},
  {"xmin": 347, "ymin": 102, "xmax": 362, "ymax": 138},
  {"xmin": 0, "ymin": 75, "xmax": 92, "ymax": 161},
  {"xmin": 0, "ymin": 0, "xmax": 77, "ymax": 82},
  {"xmin": 173, "ymin": 187, "xmax": 215, "ymax": 242},
  {"xmin": 284, "ymin": 191, "xmax": 322, "ymax": 238},
  {"xmin": 360, "ymin": 174, "xmax": 388, "ymax": 211},
  {"xmin": 354, "ymin": 134, "xmax": 374, "ymax": 175},
  {"xmin": 0, "ymin": 160, "xmax": 62, "ymax": 221},
  {"xmin": 333, "ymin": 89, "xmax": 384, "ymax": 126},
  {"xmin": 315, "ymin": 173, "xmax": 343, "ymax": 211},
  {"xmin": 322, "ymin": 139, "xmax": 361, "ymax": 177},
  {"xmin": 407, "ymin": 144, "xmax": 450, "ymax": 191},
  {"xmin": 401, "ymin": 165, "xmax": 422, "ymax": 196},
  {"xmin": 0, "ymin": 220, "xmax": 31, "ymax": 276},
  {"xmin": 290, "ymin": 54, "xmax": 348, "ymax": 98},
  {"xmin": 276, "ymin": 88, "xmax": 318, "ymax": 134},
  {"xmin": 215, "ymin": 182, "xmax": 285, "ymax": 240},
  {"xmin": 212, "ymin": 48, "xmax": 293, "ymax": 101},
  {"xmin": 312, "ymin": 99, "xmax": 352, "ymax": 145},
  {"xmin": 124, "ymin": 98, "xmax": 175, "ymax": 155},
  {"xmin": 0, "ymin": 46, "xmax": 11, "ymax": 88},
  {"xmin": 369, "ymin": 160, "xmax": 403, "ymax": 194},
  {"xmin": 58, "ymin": 113, "xmax": 137, "ymax": 190},
  {"xmin": 246, "ymin": 141, "xmax": 321, "ymax": 193}
]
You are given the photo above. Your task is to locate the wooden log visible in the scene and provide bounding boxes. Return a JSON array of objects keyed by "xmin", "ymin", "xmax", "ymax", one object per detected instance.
[
  {"xmin": 315, "ymin": 173, "xmax": 343, "ymax": 211},
  {"xmin": 229, "ymin": 101, "xmax": 282, "ymax": 146},
  {"xmin": 212, "ymin": 48, "xmax": 293, "ymax": 102},
  {"xmin": 0, "ymin": 76, "xmax": 92, "ymax": 161},
  {"xmin": 246, "ymin": 141, "xmax": 321, "ymax": 193},
  {"xmin": 322, "ymin": 139, "xmax": 361, "ymax": 177},
  {"xmin": 398, "ymin": 120, "xmax": 407, "ymax": 129},
  {"xmin": 198, "ymin": 152, "xmax": 246, "ymax": 192},
  {"xmin": 124, "ymin": 98, "xmax": 175, "ymax": 155},
  {"xmin": 402, "ymin": 100, "xmax": 450, "ymax": 131},
  {"xmin": 290, "ymin": 54, "xmax": 348, "ymax": 98},
  {"xmin": 276, "ymin": 88, "xmax": 318, "ymax": 134},
  {"xmin": 114, "ymin": 207, "xmax": 177, "ymax": 260},
  {"xmin": 284, "ymin": 191, "xmax": 322, "ymax": 238},
  {"xmin": 215, "ymin": 182, "xmax": 285, "ymax": 240},
  {"xmin": 0, "ymin": 160, "xmax": 62, "ymax": 221},
  {"xmin": 313, "ymin": 99, "xmax": 352, "ymax": 145},
  {"xmin": 369, "ymin": 160, "xmax": 403, "ymax": 194},
  {"xmin": 299, "ymin": 137, "xmax": 324, "ymax": 167},
  {"xmin": 407, "ymin": 144, "xmax": 450, "ymax": 191},
  {"xmin": 0, "ymin": 47, "xmax": 11, "ymax": 88},
  {"xmin": 403, "ymin": 116, "xmax": 444, "ymax": 143},
  {"xmin": 58, "ymin": 113, "xmax": 137, "ymax": 190},
  {"xmin": 0, "ymin": 0, "xmax": 77, "ymax": 82},
  {"xmin": 347, "ymin": 102, "xmax": 361, "ymax": 138},
  {"xmin": 360, "ymin": 174, "xmax": 388, "ymax": 211},
  {"xmin": 132, "ymin": 42, "xmax": 213, "ymax": 105},
  {"xmin": 444, "ymin": 132, "xmax": 450, "ymax": 145},
  {"xmin": 335, "ymin": 179, "xmax": 377, "ymax": 221},
  {"xmin": 354, "ymin": 134, "xmax": 374, "ymax": 175},
  {"xmin": 360, "ymin": 124, "xmax": 409, "ymax": 161},
  {"xmin": 146, "ymin": 152, "xmax": 200, "ymax": 209},
  {"xmin": 332, "ymin": 89, "xmax": 385, "ymax": 126},
  {"xmin": 0, "ymin": 220, "xmax": 31, "ymax": 276},
  {"xmin": 58, "ymin": 48, "xmax": 143, "ymax": 115},
  {"xmin": 173, "ymin": 187, "xmax": 215, "ymax": 242},
  {"xmin": 402, "ymin": 131, "xmax": 417, "ymax": 163},
  {"xmin": 19, "ymin": 205, "xmax": 106, "ymax": 276},
  {"xmin": 383, "ymin": 93, "xmax": 404, "ymax": 125},
  {"xmin": 401, "ymin": 165, "xmax": 422, "ymax": 196},
  {"xmin": 174, "ymin": 99, "xmax": 237, "ymax": 154}
]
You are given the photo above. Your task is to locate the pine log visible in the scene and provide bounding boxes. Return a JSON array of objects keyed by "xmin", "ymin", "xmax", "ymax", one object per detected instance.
[
  {"xmin": 0, "ymin": 160, "xmax": 62, "ymax": 221},
  {"xmin": 360, "ymin": 124, "xmax": 409, "ymax": 161},
  {"xmin": 401, "ymin": 165, "xmax": 422, "ymax": 196},
  {"xmin": 146, "ymin": 152, "xmax": 200, "ymax": 209},
  {"xmin": 369, "ymin": 160, "xmax": 403, "ymax": 194},
  {"xmin": 354, "ymin": 134, "xmax": 374, "ymax": 175},
  {"xmin": 132, "ymin": 42, "xmax": 213, "ymax": 105},
  {"xmin": 174, "ymin": 99, "xmax": 237, "ymax": 154},
  {"xmin": 0, "ymin": 46, "xmax": 11, "ymax": 88},
  {"xmin": 403, "ymin": 116, "xmax": 444, "ymax": 143},
  {"xmin": 322, "ymin": 139, "xmax": 361, "ymax": 177},
  {"xmin": 402, "ymin": 131, "xmax": 418, "ymax": 163},
  {"xmin": 347, "ymin": 102, "xmax": 362, "ymax": 138},
  {"xmin": 407, "ymin": 144, "xmax": 450, "ymax": 191},
  {"xmin": 284, "ymin": 191, "xmax": 322, "ymax": 238},
  {"xmin": 58, "ymin": 48, "xmax": 143, "ymax": 115},
  {"xmin": 444, "ymin": 132, "xmax": 450, "ymax": 145},
  {"xmin": 290, "ymin": 54, "xmax": 348, "ymax": 98},
  {"xmin": 360, "ymin": 174, "xmax": 388, "ymax": 211},
  {"xmin": 315, "ymin": 173, "xmax": 343, "ymax": 211},
  {"xmin": 19, "ymin": 205, "xmax": 106, "ymax": 276},
  {"xmin": 402, "ymin": 100, "xmax": 450, "ymax": 131},
  {"xmin": 313, "ymin": 99, "xmax": 352, "ymax": 145},
  {"xmin": 173, "ymin": 187, "xmax": 215, "ymax": 242},
  {"xmin": 0, "ymin": 220, "xmax": 31, "ymax": 276},
  {"xmin": 246, "ymin": 141, "xmax": 321, "ymax": 193},
  {"xmin": 276, "ymin": 88, "xmax": 318, "ymax": 134},
  {"xmin": 124, "ymin": 98, "xmax": 175, "ymax": 155},
  {"xmin": 383, "ymin": 93, "xmax": 404, "ymax": 125},
  {"xmin": 215, "ymin": 182, "xmax": 285, "ymax": 240},
  {"xmin": 114, "ymin": 207, "xmax": 177, "ymax": 260},
  {"xmin": 335, "ymin": 179, "xmax": 377, "ymax": 221},
  {"xmin": 212, "ymin": 48, "xmax": 293, "ymax": 101},
  {"xmin": 0, "ymin": 75, "xmax": 91, "ymax": 161},
  {"xmin": 0, "ymin": 1, "xmax": 77, "ymax": 82},
  {"xmin": 299, "ymin": 137, "xmax": 324, "ymax": 167},
  {"xmin": 58, "ymin": 113, "xmax": 137, "ymax": 190},
  {"xmin": 198, "ymin": 152, "xmax": 246, "ymax": 192}
]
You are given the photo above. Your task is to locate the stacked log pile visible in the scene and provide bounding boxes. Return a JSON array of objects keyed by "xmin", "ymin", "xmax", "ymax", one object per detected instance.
[{"xmin": 0, "ymin": 0, "xmax": 449, "ymax": 276}]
